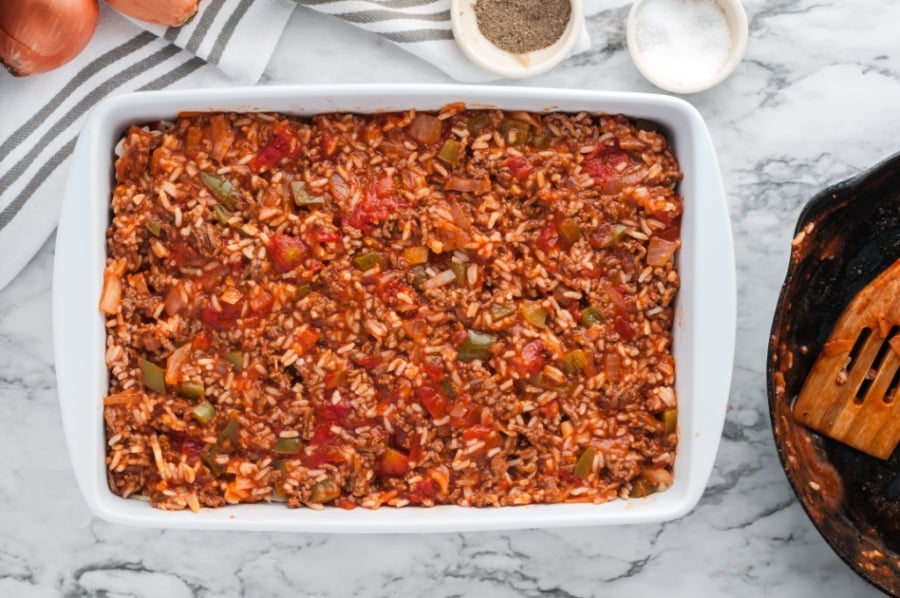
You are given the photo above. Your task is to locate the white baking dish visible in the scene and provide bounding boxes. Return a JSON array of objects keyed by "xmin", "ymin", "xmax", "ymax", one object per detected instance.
[{"xmin": 53, "ymin": 85, "xmax": 735, "ymax": 532}]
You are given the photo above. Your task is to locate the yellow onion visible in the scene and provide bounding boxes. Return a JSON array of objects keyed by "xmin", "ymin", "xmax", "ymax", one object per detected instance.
[
  {"xmin": 0, "ymin": 0, "xmax": 99, "ymax": 76},
  {"xmin": 105, "ymin": 0, "xmax": 200, "ymax": 27}
]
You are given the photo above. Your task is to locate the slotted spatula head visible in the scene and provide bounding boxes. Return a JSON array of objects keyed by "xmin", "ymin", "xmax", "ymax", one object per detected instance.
[{"xmin": 794, "ymin": 258, "xmax": 900, "ymax": 460}]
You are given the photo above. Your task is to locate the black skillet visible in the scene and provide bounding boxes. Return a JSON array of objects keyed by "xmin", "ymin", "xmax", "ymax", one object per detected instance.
[{"xmin": 768, "ymin": 150, "xmax": 900, "ymax": 595}]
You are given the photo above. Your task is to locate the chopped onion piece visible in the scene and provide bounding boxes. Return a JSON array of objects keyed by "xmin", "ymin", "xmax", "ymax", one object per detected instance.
[
  {"xmin": 445, "ymin": 176, "xmax": 489, "ymax": 194},
  {"xmin": 641, "ymin": 467, "xmax": 674, "ymax": 486},
  {"xmin": 647, "ymin": 237, "xmax": 678, "ymax": 266},
  {"xmin": 99, "ymin": 271, "xmax": 122, "ymax": 315},
  {"xmin": 220, "ymin": 287, "xmax": 243, "ymax": 305},
  {"xmin": 165, "ymin": 343, "xmax": 191, "ymax": 385},
  {"xmin": 164, "ymin": 284, "xmax": 186, "ymax": 316},
  {"xmin": 329, "ymin": 173, "xmax": 350, "ymax": 201},
  {"xmin": 508, "ymin": 111, "xmax": 542, "ymax": 128}
]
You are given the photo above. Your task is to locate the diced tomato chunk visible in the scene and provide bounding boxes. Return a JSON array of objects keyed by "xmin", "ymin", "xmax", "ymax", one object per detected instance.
[
  {"xmin": 319, "ymin": 397, "xmax": 351, "ymax": 422},
  {"xmin": 344, "ymin": 176, "xmax": 400, "ymax": 233},
  {"xmin": 323, "ymin": 370, "xmax": 348, "ymax": 391},
  {"xmin": 654, "ymin": 214, "xmax": 682, "ymax": 242},
  {"xmin": 255, "ymin": 136, "xmax": 288, "ymax": 170},
  {"xmin": 267, "ymin": 233, "xmax": 308, "ymax": 273},
  {"xmin": 520, "ymin": 340, "xmax": 546, "ymax": 375},
  {"xmin": 449, "ymin": 394, "xmax": 482, "ymax": 429},
  {"xmin": 200, "ymin": 298, "xmax": 242, "ymax": 330},
  {"xmin": 557, "ymin": 468, "xmax": 577, "ymax": 485},
  {"xmin": 169, "ymin": 240, "xmax": 203, "ymax": 269},
  {"xmin": 581, "ymin": 262, "xmax": 602, "ymax": 279},
  {"xmin": 504, "ymin": 156, "xmax": 534, "ymax": 181},
  {"xmin": 219, "ymin": 299, "xmax": 243, "ymax": 319},
  {"xmin": 375, "ymin": 447, "xmax": 410, "ymax": 477},
  {"xmin": 335, "ymin": 497, "xmax": 356, "ymax": 510},
  {"xmin": 585, "ymin": 158, "xmax": 615, "ymax": 180},
  {"xmin": 585, "ymin": 145, "xmax": 629, "ymax": 173},
  {"xmin": 247, "ymin": 288, "xmax": 274, "ymax": 316},
  {"xmin": 312, "ymin": 422, "xmax": 335, "ymax": 444},
  {"xmin": 408, "ymin": 441, "xmax": 423, "ymax": 465},
  {"xmin": 353, "ymin": 354, "xmax": 381, "ymax": 370},
  {"xmin": 462, "ymin": 424, "xmax": 501, "ymax": 456},
  {"xmin": 219, "ymin": 300, "xmax": 244, "ymax": 320},
  {"xmin": 422, "ymin": 357, "xmax": 444, "ymax": 382},
  {"xmin": 392, "ymin": 426, "xmax": 411, "ymax": 450},
  {"xmin": 229, "ymin": 258, "xmax": 247, "ymax": 276},
  {"xmin": 302, "ymin": 446, "xmax": 344, "ymax": 468},
  {"xmin": 252, "ymin": 121, "xmax": 301, "ymax": 172},
  {"xmin": 408, "ymin": 478, "xmax": 438, "ymax": 504},
  {"xmin": 615, "ymin": 315, "xmax": 635, "ymax": 341},
  {"xmin": 537, "ymin": 219, "xmax": 559, "ymax": 253},
  {"xmin": 294, "ymin": 327, "xmax": 320, "ymax": 355},
  {"xmin": 604, "ymin": 149, "xmax": 630, "ymax": 168},
  {"xmin": 463, "ymin": 424, "xmax": 499, "ymax": 446},
  {"xmin": 312, "ymin": 228, "xmax": 342, "ymax": 243},
  {"xmin": 374, "ymin": 174, "xmax": 394, "ymax": 199},
  {"xmin": 169, "ymin": 432, "xmax": 205, "ymax": 457},
  {"xmin": 416, "ymin": 385, "xmax": 449, "ymax": 419},
  {"xmin": 374, "ymin": 397, "xmax": 395, "ymax": 415},
  {"xmin": 344, "ymin": 208, "xmax": 369, "ymax": 232},
  {"xmin": 610, "ymin": 285, "xmax": 635, "ymax": 314},
  {"xmin": 320, "ymin": 132, "xmax": 338, "ymax": 157},
  {"xmin": 376, "ymin": 279, "xmax": 416, "ymax": 307},
  {"xmin": 461, "ymin": 424, "xmax": 488, "ymax": 443},
  {"xmin": 537, "ymin": 400, "xmax": 560, "ymax": 419},
  {"xmin": 192, "ymin": 331, "xmax": 212, "ymax": 351}
]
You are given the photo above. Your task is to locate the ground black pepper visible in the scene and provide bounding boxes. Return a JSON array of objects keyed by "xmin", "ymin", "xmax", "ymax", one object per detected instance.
[{"xmin": 474, "ymin": 0, "xmax": 571, "ymax": 54}]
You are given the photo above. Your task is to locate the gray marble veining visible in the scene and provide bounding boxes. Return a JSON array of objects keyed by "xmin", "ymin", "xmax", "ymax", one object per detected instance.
[{"xmin": 2, "ymin": 0, "xmax": 899, "ymax": 595}]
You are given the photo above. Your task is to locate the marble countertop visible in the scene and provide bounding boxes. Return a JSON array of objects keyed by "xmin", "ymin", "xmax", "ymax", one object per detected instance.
[{"xmin": 2, "ymin": 0, "xmax": 899, "ymax": 595}]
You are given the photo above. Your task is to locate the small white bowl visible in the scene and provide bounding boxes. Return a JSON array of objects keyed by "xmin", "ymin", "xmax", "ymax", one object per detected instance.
[
  {"xmin": 450, "ymin": 0, "xmax": 584, "ymax": 79},
  {"xmin": 627, "ymin": 0, "xmax": 749, "ymax": 94}
]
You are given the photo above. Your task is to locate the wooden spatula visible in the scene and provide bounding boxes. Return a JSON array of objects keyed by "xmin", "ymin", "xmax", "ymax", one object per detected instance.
[{"xmin": 794, "ymin": 258, "xmax": 900, "ymax": 459}]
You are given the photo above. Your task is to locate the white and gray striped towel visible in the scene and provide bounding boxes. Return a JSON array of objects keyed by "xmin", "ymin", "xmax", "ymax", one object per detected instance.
[{"xmin": 0, "ymin": 0, "xmax": 592, "ymax": 291}]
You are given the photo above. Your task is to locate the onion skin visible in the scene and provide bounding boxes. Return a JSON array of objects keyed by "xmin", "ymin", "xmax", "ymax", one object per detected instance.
[
  {"xmin": 105, "ymin": 0, "xmax": 200, "ymax": 27},
  {"xmin": 0, "ymin": 0, "xmax": 99, "ymax": 76}
]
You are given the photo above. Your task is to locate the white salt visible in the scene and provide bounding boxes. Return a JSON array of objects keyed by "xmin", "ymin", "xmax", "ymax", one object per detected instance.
[{"xmin": 634, "ymin": 0, "xmax": 733, "ymax": 90}]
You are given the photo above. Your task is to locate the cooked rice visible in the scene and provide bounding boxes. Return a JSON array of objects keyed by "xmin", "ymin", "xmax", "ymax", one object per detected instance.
[{"xmin": 101, "ymin": 106, "xmax": 682, "ymax": 511}]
